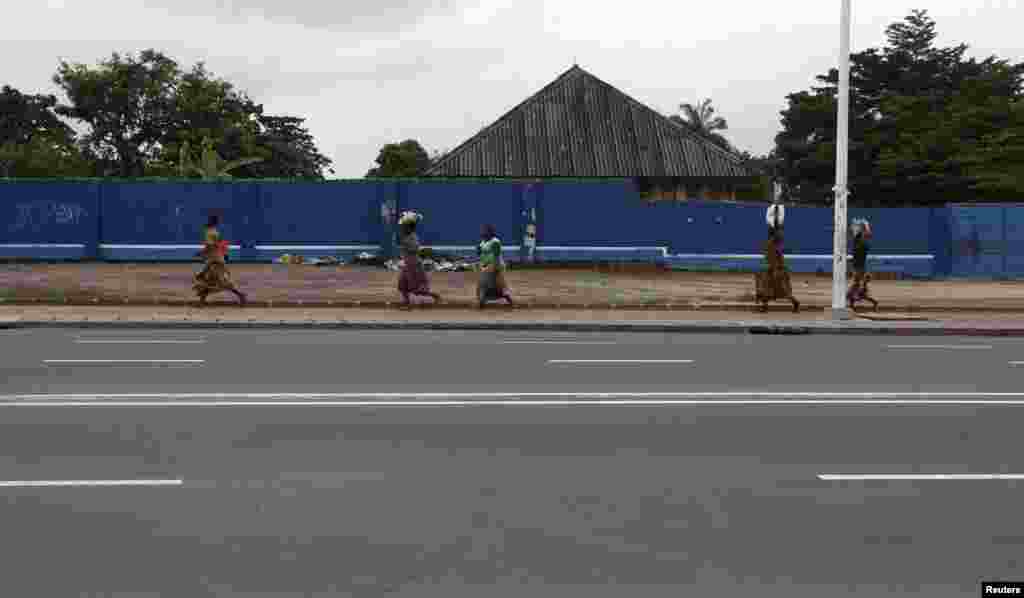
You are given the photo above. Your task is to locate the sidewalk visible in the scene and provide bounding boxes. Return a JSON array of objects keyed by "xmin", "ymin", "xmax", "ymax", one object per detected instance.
[
  {"xmin": 3, "ymin": 263, "xmax": 1024, "ymax": 312},
  {"xmin": 4, "ymin": 305, "xmax": 1023, "ymax": 336}
]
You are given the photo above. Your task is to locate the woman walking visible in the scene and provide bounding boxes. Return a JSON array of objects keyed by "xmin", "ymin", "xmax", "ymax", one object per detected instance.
[
  {"xmin": 193, "ymin": 214, "xmax": 247, "ymax": 306},
  {"xmin": 397, "ymin": 211, "xmax": 441, "ymax": 308},
  {"xmin": 847, "ymin": 218, "xmax": 879, "ymax": 311},
  {"xmin": 477, "ymin": 223, "xmax": 513, "ymax": 307},
  {"xmin": 754, "ymin": 205, "xmax": 800, "ymax": 313}
]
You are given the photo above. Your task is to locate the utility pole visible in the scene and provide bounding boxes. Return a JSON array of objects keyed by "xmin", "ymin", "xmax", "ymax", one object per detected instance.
[{"xmin": 831, "ymin": 0, "xmax": 852, "ymax": 320}]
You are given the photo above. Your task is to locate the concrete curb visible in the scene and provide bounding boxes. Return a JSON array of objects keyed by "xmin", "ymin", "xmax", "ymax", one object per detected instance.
[
  {"xmin": 3, "ymin": 298, "xmax": 1024, "ymax": 314},
  {"xmin": 3, "ymin": 318, "xmax": 1022, "ymax": 336}
]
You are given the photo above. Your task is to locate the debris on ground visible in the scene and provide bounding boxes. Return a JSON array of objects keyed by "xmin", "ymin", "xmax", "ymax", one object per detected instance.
[
  {"xmin": 276, "ymin": 255, "xmax": 344, "ymax": 266},
  {"xmin": 383, "ymin": 254, "xmax": 478, "ymax": 273},
  {"xmin": 308, "ymin": 256, "xmax": 343, "ymax": 266},
  {"xmin": 277, "ymin": 254, "xmax": 304, "ymax": 264}
]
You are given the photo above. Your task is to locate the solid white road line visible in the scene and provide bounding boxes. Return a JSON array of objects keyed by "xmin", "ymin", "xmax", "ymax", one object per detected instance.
[
  {"xmin": 819, "ymin": 474, "xmax": 1024, "ymax": 481},
  {"xmin": 885, "ymin": 345, "xmax": 993, "ymax": 350},
  {"xmin": 503, "ymin": 341, "xmax": 617, "ymax": 345},
  {"xmin": 5, "ymin": 391, "xmax": 1024, "ymax": 407},
  {"xmin": 7, "ymin": 391, "xmax": 1024, "ymax": 399},
  {"xmin": 547, "ymin": 360, "xmax": 694, "ymax": 364},
  {"xmin": 73, "ymin": 340, "xmax": 206, "ymax": 344},
  {"xmin": 0, "ymin": 479, "xmax": 183, "ymax": 487},
  {"xmin": 1009, "ymin": 362, "xmax": 1024, "ymax": 366},
  {"xmin": 44, "ymin": 360, "xmax": 204, "ymax": 365}
]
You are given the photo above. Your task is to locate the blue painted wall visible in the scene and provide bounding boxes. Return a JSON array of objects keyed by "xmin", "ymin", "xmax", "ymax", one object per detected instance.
[
  {"xmin": 4, "ymin": 179, "xmax": 1021, "ymax": 279},
  {"xmin": 98, "ymin": 182, "xmax": 257, "ymax": 261},
  {"xmin": 400, "ymin": 181, "xmax": 524, "ymax": 256},
  {"xmin": 0, "ymin": 182, "xmax": 100, "ymax": 259}
]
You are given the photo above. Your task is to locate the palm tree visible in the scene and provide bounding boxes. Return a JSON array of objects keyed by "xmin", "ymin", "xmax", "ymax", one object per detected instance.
[
  {"xmin": 670, "ymin": 99, "xmax": 732, "ymax": 152},
  {"xmin": 179, "ymin": 137, "xmax": 263, "ymax": 179}
]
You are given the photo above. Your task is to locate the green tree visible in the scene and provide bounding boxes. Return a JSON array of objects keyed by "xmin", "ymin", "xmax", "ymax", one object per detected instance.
[
  {"xmin": 52, "ymin": 49, "xmax": 180, "ymax": 177},
  {"xmin": 773, "ymin": 10, "xmax": 1024, "ymax": 205},
  {"xmin": 961, "ymin": 99, "xmax": 1024, "ymax": 196},
  {"xmin": 366, "ymin": 139, "xmax": 432, "ymax": 177},
  {"xmin": 0, "ymin": 85, "xmax": 92, "ymax": 177},
  {"xmin": 152, "ymin": 62, "xmax": 263, "ymax": 177},
  {"xmin": 228, "ymin": 114, "xmax": 334, "ymax": 179},
  {"xmin": 176, "ymin": 137, "xmax": 263, "ymax": 179},
  {"xmin": 51, "ymin": 49, "xmax": 333, "ymax": 179},
  {"xmin": 733, "ymin": 150, "xmax": 778, "ymax": 202},
  {"xmin": 669, "ymin": 99, "xmax": 732, "ymax": 151},
  {"xmin": 0, "ymin": 136, "xmax": 93, "ymax": 177}
]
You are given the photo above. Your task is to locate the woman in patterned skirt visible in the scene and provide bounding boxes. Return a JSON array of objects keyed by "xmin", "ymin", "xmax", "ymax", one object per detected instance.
[
  {"xmin": 754, "ymin": 206, "xmax": 800, "ymax": 313},
  {"xmin": 847, "ymin": 218, "xmax": 879, "ymax": 311},
  {"xmin": 397, "ymin": 211, "xmax": 441, "ymax": 308},
  {"xmin": 193, "ymin": 214, "xmax": 247, "ymax": 306},
  {"xmin": 477, "ymin": 223, "xmax": 513, "ymax": 307}
]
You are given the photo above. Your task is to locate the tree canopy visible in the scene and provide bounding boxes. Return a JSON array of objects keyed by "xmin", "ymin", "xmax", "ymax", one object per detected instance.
[
  {"xmin": 13, "ymin": 48, "xmax": 337, "ymax": 179},
  {"xmin": 773, "ymin": 10, "xmax": 1024, "ymax": 205},
  {"xmin": 0, "ymin": 85, "xmax": 91, "ymax": 177},
  {"xmin": 366, "ymin": 139, "xmax": 433, "ymax": 177}
]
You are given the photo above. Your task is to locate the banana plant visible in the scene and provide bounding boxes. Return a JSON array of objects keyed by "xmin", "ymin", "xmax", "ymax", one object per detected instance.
[{"xmin": 179, "ymin": 137, "xmax": 263, "ymax": 179}]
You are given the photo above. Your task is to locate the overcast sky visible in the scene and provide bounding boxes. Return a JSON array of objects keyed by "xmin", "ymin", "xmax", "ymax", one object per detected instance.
[{"xmin": 4, "ymin": 0, "xmax": 1022, "ymax": 177}]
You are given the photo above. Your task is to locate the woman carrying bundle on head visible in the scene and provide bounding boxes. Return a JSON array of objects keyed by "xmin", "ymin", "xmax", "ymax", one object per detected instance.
[
  {"xmin": 397, "ymin": 211, "xmax": 442, "ymax": 308},
  {"xmin": 847, "ymin": 218, "xmax": 879, "ymax": 311},
  {"xmin": 193, "ymin": 214, "xmax": 247, "ymax": 306},
  {"xmin": 477, "ymin": 223, "xmax": 513, "ymax": 308},
  {"xmin": 754, "ymin": 204, "xmax": 800, "ymax": 313}
]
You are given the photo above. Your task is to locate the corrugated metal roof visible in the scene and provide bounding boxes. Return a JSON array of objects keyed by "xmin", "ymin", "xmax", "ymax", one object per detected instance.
[{"xmin": 425, "ymin": 65, "xmax": 752, "ymax": 178}]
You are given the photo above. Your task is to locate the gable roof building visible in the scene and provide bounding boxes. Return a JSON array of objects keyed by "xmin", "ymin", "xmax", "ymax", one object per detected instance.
[{"xmin": 425, "ymin": 65, "xmax": 753, "ymax": 180}]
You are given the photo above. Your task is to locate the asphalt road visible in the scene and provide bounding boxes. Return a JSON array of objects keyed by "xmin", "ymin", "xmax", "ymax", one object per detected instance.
[{"xmin": 1, "ymin": 328, "xmax": 1024, "ymax": 597}]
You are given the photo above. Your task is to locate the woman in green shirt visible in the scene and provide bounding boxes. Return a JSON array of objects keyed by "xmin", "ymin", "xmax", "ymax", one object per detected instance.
[{"xmin": 477, "ymin": 224, "xmax": 513, "ymax": 307}]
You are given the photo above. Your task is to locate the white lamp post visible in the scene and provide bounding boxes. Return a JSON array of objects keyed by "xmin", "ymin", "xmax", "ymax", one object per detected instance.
[{"xmin": 831, "ymin": 0, "xmax": 852, "ymax": 320}]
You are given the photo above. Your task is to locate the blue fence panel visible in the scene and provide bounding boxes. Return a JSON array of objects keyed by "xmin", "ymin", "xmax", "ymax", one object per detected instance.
[
  {"xmin": 668, "ymin": 202, "xmax": 758, "ymax": 254},
  {"xmin": 99, "ymin": 182, "xmax": 257, "ymax": 261},
  {"xmin": 928, "ymin": 206, "xmax": 953, "ymax": 277},
  {"xmin": 849, "ymin": 207, "xmax": 931, "ymax": 255},
  {"xmin": 1003, "ymin": 206, "xmax": 1024, "ymax": 278},
  {"xmin": 0, "ymin": 182, "xmax": 100, "ymax": 259},
  {"xmin": 255, "ymin": 182, "xmax": 383, "ymax": 261},
  {"xmin": 401, "ymin": 181, "xmax": 524, "ymax": 252},
  {"xmin": 539, "ymin": 182, "xmax": 675, "ymax": 259},
  {"xmin": 950, "ymin": 204, "xmax": 1005, "ymax": 278}
]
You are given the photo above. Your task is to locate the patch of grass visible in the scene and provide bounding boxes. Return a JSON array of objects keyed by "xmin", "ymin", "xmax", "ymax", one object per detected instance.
[{"xmin": 638, "ymin": 288, "xmax": 660, "ymax": 304}]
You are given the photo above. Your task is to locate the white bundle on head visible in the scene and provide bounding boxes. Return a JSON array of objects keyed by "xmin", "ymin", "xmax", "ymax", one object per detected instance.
[
  {"xmin": 399, "ymin": 211, "xmax": 422, "ymax": 226},
  {"xmin": 766, "ymin": 204, "xmax": 785, "ymax": 229},
  {"xmin": 851, "ymin": 218, "xmax": 871, "ymax": 236}
]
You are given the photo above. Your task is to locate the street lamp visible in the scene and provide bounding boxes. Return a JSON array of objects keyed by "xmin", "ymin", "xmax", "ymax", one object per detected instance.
[{"xmin": 831, "ymin": 0, "xmax": 852, "ymax": 320}]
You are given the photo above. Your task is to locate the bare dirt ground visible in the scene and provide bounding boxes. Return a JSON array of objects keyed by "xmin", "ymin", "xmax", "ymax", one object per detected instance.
[{"xmin": 2, "ymin": 263, "xmax": 1023, "ymax": 311}]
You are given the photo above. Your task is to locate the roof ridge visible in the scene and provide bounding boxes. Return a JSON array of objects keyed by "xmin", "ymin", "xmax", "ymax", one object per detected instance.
[
  {"xmin": 576, "ymin": 69, "xmax": 744, "ymax": 166},
  {"xmin": 426, "ymin": 65, "xmax": 751, "ymax": 176},
  {"xmin": 426, "ymin": 65, "xmax": 586, "ymax": 174}
]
